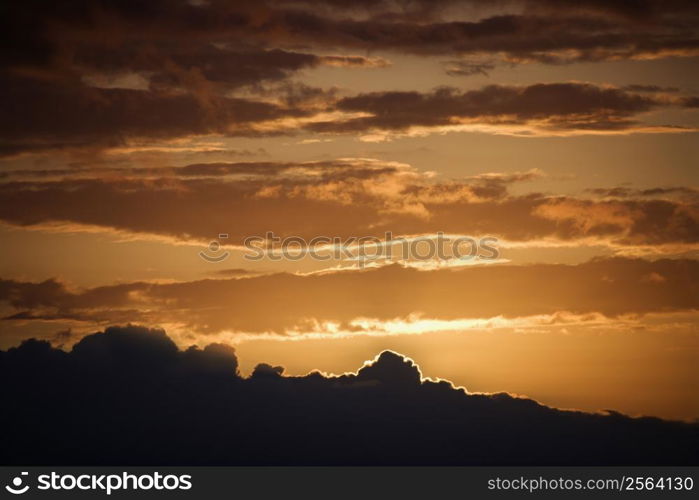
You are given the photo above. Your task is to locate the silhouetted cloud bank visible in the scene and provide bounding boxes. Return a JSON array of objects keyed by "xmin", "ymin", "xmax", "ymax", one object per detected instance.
[{"xmin": 1, "ymin": 325, "xmax": 697, "ymax": 465}]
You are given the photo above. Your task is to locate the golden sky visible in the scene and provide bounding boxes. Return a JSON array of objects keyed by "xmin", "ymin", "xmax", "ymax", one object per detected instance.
[{"xmin": 0, "ymin": 0, "xmax": 697, "ymax": 421}]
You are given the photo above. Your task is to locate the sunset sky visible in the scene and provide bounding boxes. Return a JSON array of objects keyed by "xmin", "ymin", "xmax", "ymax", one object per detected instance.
[{"xmin": 1, "ymin": 0, "xmax": 697, "ymax": 421}]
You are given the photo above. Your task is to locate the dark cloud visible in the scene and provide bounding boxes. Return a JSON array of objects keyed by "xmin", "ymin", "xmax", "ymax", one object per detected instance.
[
  {"xmin": 1, "ymin": 258, "xmax": 696, "ymax": 336},
  {"xmin": 681, "ymin": 96, "xmax": 699, "ymax": 108},
  {"xmin": 0, "ymin": 278, "xmax": 68, "ymax": 309},
  {"xmin": 355, "ymin": 350, "xmax": 423, "ymax": 387},
  {"xmin": 587, "ymin": 186, "xmax": 698, "ymax": 201},
  {"xmin": 4, "ymin": 79, "xmax": 687, "ymax": 157},
  {"xmin": 10, "ymin": 0, "xmax": 694, "ymax": 74},
  {"xmin": 444, "ymin": 59, "xmax": 497, "ymax": 77},
  {"xmin": 0, "ymin": 73, "xmax": 309, "ymax": 156},
  {"xmin": 251, "ymin": 362, "xmax": 285, "ymax": 378},
  {"xmin": 534, "ymin": 197, "xmax": 698, "ymax": 245},
  {"xmin": 1, "ymin": 325, "xmax": 697, "ymax": 464},
  {"xmin": 203, "ymin": 1, "xmax": 699, "ymax": 64},
  {"xmin": 254, "ymin": 1, "xmax": 699, "ymax": 64},
  {"xmin": 79, "ymin": 46, "xmax": 321, "ymax": 91},
  {"xmin": 316, "ymin": 83, "xmax": 667, "ymax": 134},
  {"xmin": 622, "ymin": 84, "xmax": 681, "ymax": 93},
  {"xmin": 1, "ymin": 1, "xmax": 698, "ymax": 154}
]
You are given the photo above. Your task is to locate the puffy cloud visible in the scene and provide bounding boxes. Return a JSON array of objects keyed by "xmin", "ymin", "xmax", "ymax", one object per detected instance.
[
  {"xmin": 251, "ymin": 362, "xmax": 285, "ymax": 378},
  {"xmin": 1, "ymin": 325, "xmax": 697, "ymax": 464},
  {"xmin": 356, "ymin": 351, "xmax": 422, "ymax": 387},
  {"xmin": 72, "ymin": 325, "xmax": 180, "ymax": 370}
]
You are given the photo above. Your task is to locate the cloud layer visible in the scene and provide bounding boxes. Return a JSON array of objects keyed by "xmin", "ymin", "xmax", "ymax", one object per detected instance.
[
  {"xmin": 1, "ymin": 258, "xmax": 696, "ymax": 337},
  {"xmin": 0, "ymin": 159, "xmax": 696, "ymax": 249},
  {"xmin": 2, "ymin": 1, "xmax": 699, "ymax": 154}
]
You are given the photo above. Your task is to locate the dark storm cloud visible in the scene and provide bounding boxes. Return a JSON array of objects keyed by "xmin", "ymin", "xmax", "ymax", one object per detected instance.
[
  {"xmin": 1, "ymin": 258, "xmax": 697, "ymax": 335},
  {"xmin": 1, "ymin": 325, "xmax": 697, "ymax": 465}
]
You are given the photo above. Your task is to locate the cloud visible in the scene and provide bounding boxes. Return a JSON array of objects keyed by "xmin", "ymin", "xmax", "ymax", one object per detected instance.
[
  {"xmin": 1, "ymin": 258, "xmax": 696, "ymax": 337},
  {"xmin": 75, "ymin": 45, "xmax": 325, "ymax": 96},
  {"xmin": 587, "ymin": 186, "xmax": 698, "ymax": 200},
  {"xmin": 312, "ymin": 83, "xmax": 694, "ymax": 136},
  {"xmin": 251, "ymin": 362, "xmax": 285, "ymax": 378},
  {"xmin": 2, "ymin": 1, "xmax": 698, "ymax": 154},
  {"xmin": 533, "ymin": 197, "xmax": 699, "ymax": 245},
  {"xmin": 355, "ymin": 350, "xmax": 423, "ymax": 387},
  {"xmin": 319, "ymin": 55, "xmax": 390, "ymax": 68},
  {"xmin": 6, "ymin": 0, "xmax": 698, "ymax": 77},
  {"xmin": 211, "ymin": 268, "xmax": 261, "ymax": 278},
  {"xmin": 443, "ymin": 59, "xmax": 497, "ymax": 77},
  {"xmin": 7, "ymin": 79, "xmax": 693, "ymax": 156},
  {"xmin": 0, "ymin": 72, "xmax": 315, "ymax": 156},
  {"xmin": 1, "ymin": 325, "xmax": 697, "ymax": 465},
  {"xmin": 622, "ymin": 84, "xmax": 681, "ymax": 93},
  {"xmin": 274, "ymin": 4, "xmax": 699, "ymax": 64},
  {"xmin": 0, "ymin": 159, "xmax": 695, "ymax": 248}
]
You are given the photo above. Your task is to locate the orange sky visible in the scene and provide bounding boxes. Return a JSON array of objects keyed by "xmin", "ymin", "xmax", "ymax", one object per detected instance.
[{"xmin": 0, "ymin": 0, "xmax": 697, "ymax": 421}]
